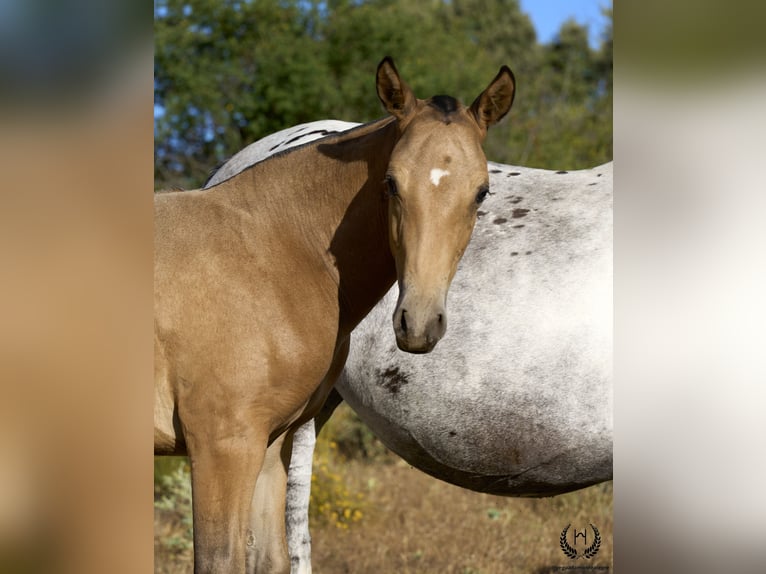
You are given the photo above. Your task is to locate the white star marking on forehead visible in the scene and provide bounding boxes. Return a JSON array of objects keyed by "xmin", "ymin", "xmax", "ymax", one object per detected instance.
[{"xmin": 430, "ymin": 168, "xmax": 450, "ymax": 186}]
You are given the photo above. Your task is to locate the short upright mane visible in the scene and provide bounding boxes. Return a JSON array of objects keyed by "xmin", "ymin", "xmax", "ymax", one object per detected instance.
[{"xmin": 427, "ymin": 95, "xmax": 461, "ymax": 122}]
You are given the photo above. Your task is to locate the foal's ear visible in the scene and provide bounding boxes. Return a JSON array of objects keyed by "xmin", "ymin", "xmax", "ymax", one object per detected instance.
[
  {"xmin": 376, "ymin": 56, "xmax": 416, "ymax": 122},
  {"xmin": 470, "ymin": 66, "xmax": 516, "ymax": 136}
]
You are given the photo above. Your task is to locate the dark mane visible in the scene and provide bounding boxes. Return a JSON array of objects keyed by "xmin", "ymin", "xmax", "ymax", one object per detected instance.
[{"xmin": 427, "ymin": 95, "xmax": 461, "ymax": 122}]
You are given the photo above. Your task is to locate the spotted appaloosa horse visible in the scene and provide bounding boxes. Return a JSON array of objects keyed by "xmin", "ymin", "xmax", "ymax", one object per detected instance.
[
  {"xmin": 208, "ymin": 120, "xmax": 612, "ymax": 572},
  {"xmin": 155, "ymin": 58, "xmax": 515, "ymax": 573}
]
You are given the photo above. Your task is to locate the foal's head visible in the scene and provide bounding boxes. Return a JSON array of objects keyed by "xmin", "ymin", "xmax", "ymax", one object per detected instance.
[{"xmin": 377, "ymin": 57, "xmax": 515, "ymax": 353}]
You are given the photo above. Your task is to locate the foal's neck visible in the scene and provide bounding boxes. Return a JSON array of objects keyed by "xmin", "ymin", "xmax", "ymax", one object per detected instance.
[{"xmin": 233, "ymin": 117, "xmax": 400, "ymax": 334}]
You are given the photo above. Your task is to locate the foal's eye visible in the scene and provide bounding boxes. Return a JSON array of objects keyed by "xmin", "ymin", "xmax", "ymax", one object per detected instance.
[
  {"xmin": 475, "ymin": 185, "xmax": 491, "ymax": 205},
  {"xmin": 385, "ymin": 176, "xmax": 399, "ymax": 197}
]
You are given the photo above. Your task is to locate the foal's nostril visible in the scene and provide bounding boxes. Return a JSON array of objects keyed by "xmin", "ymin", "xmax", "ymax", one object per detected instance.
[
  {"xmin": 437, "ymin": 313, "xmax": 444, "ymax": 325},
  {"xmin": 400, "ymin": 310, "xmax": 408, "ymax": 333}
]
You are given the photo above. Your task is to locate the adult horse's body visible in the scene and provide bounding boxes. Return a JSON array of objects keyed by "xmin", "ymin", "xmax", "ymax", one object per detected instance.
[
  {"xmin": 209, "ymin": 121, "xmax": 612, "ymax": 573},
  {"xmin": 154, "ymin": 58, "xmax": 515, "ymax": 573},
  {"xmin": 337, "ymin": 160, "xmax": 612, "ymax": 493}
]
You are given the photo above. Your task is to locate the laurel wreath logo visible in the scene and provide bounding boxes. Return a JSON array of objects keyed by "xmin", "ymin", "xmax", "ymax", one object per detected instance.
[
  {"xmin": 559, "ymin": 525, "xmax": 578, "ymax": 559},
  {"xmin": 559, "ymin": 523, "xmax": 601, "ymax": 560}
]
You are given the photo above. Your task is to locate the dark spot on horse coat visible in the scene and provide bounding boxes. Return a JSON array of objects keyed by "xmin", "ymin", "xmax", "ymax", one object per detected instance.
[
  {"xmin": 477, "ymin": 210, "xmax": 487, "ymax": 218},
  {"xmin": 556, "ymin": 170, "xmax": 568, "ymax": 174},
  {"xmin": 588, "ymin": 182, "xmax": 597, "ymax": 186},
  {"xmin": 490, "ymin": 169, "xmax": 502, "ymax": 174},
  {"xmin": 508, "ymin": 172, "xmax": 521, "ymax": 176},
  {"xmin": 379, "ymin": 366, "xmax": 410, "ymax": 395},
  {"xmin": 493, "ymin": 217, "xmax": 507, "ymax": 224},
  {"xmin": 513, "ymin": 224, "xmax": 524, "ymax": 229},
  {"xmin": 511, "ymin": 251, "xmax": 519, "ymax": 256},
  {"xmin": 525, "ymin": 250, "xmax": 532, "ymax": 255},
  {"xmin": 448, "ymin": 430, "xmax": 457, "ymax": 437},
  {"xmin": 597, "ymin": 173, "xmax": 603, "ymax": 177},
  {"xmin": 512, "ymin": 208, "xmax": 530, "ymax": 218},
  {"xmin": 508, "ymin": 196, "xmax": 523, "ymax": 204},
  {"xmin": 304, "ymin": 129, "xmax": 335, "ymax": 137},
  {"xmin": 281, "ymin": 130, "xmax": 334, "ymax": 148}
]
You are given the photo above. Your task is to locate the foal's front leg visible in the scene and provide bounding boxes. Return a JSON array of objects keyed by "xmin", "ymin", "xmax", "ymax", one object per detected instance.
[{"xmin": 184, "ymin": 411, "xmax": 268, "ymax": 574}]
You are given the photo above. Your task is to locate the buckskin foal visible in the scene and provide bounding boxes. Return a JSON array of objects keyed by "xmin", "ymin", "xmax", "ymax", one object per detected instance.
[{"xmin": 154, "ymin": 58, "xmax": 515, "ymax": 573}]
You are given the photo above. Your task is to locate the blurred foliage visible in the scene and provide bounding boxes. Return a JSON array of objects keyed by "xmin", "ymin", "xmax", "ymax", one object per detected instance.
[
  {"xmin": 154, "ymin": 456, "xmax": 188, "ymax": 490},
  {"xmin": 154, "ymin": 459, "xmax": 194, "ymax": 560},
  {"xmin": 319, "ymin": 402, "xmax": 394, "ymax": 462},
  {"xmin": 310, "ymin": 402, "xmax": 391, "ymax": 527},
  {"xmin": 310, "ymin": 439, "xmax": 367, "ymax": 529},
  {"xmin": 155, "ymin": 0, "xmax": 612, "ymax": 189}
]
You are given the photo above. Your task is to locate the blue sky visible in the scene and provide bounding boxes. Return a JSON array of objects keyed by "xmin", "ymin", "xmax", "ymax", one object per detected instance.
[{"xmin": 519, "ymin": 0, "xmax": 611, "ymax": 48}]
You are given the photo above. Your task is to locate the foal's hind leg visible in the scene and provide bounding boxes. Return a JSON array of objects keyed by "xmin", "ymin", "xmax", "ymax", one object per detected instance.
[
  {"xmin": 185, "ymin": 419, "xmax": 268, "ymax": 574},
  {"xmin": 246, "ymin": 431, "xmax": 294, "ymax": 574}
]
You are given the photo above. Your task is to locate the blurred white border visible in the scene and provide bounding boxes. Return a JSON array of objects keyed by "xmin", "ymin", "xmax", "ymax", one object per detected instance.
[{"xmin": 615, "ymin": 75, "xmax": 766, "ymax": 572}]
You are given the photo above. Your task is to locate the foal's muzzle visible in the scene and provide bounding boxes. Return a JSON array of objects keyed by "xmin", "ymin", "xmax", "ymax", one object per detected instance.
[{"xmin": 392, "ymin": 299, "xmax": 447, "ymax": 354}]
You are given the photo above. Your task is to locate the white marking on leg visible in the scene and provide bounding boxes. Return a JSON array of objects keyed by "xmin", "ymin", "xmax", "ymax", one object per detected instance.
[{"xmin": 430, "ymin": 168, "xmax": 450, "ymax": 186}]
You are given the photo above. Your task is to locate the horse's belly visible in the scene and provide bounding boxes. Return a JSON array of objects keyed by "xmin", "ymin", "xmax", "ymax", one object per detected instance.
[
  {"xmin": 154, "ymin": 381, "xmax": 183, "ymax": 454},
  {"xmin": 154, "ymin": 333, "xmax": 185, "ymax": 454},
  {"xmin": 154, "ymin": 428, "xmax": 184, "ymax": 455}
]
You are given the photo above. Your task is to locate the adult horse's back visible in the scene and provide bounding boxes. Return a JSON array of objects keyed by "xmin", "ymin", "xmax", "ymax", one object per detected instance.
[{"xmin": 154, "ymin": 58, "xmax": 515, "ymax": 573}]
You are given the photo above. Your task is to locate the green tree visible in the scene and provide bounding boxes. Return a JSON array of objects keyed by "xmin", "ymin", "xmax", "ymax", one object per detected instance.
[
  {"xmin": 512, "ymin": 13, "xmax": 612, "ymax": 169},
  {"xmin": 154, "ymin": 0, "xmax": 612, "ymax": 189},
  {"xmin": 439, "ymin": 0, "xmax": 540, "ymax": 164},
  {"xmin": 322, "ymin": 0, "xmax": 505, "ymax": 121},
  {"xmin": 154, "ymin": 0, "xmax": 336, "ymax": 188}
]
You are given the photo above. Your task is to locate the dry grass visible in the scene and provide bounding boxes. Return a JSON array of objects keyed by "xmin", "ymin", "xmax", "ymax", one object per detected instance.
[
  {"xmin": 310, "ymin": 459, "xmax": 612, "ymax": 574},
  {"xmin": 155, "ymin": 462, "xmax": 611, "ymax": 574}
]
